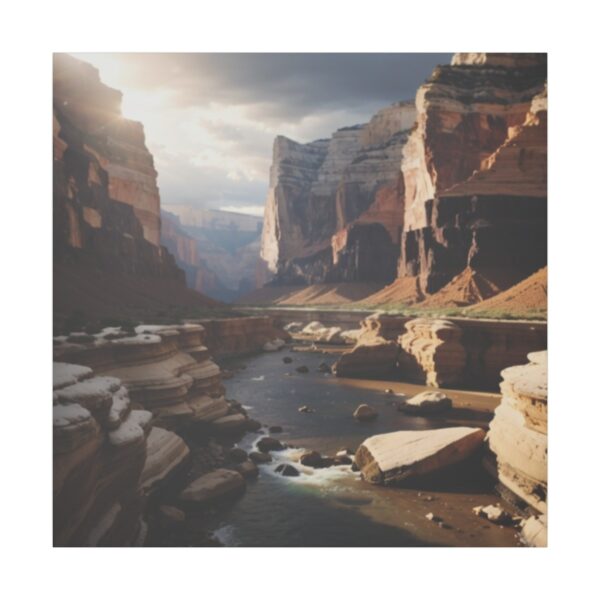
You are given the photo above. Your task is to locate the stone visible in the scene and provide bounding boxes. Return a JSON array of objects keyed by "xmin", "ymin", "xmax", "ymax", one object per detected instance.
[
  {"xmin": 333, "ymin": 455, "xmax": 353, "ymax": 466},
  {"xmin": 318, "ymin": 362, "xmax": 332, "ymax": 373},
  {"xmin": 235, "ymin": 460, "xmax": 259, "ymax": 479},
  {"xmin": 263, "ymin": 338, "xmax": 286, "ymax": 352},
  {"xmin": 520, "ymin": 514, "xmax": 547, "ymax": 547},
  {"xmin": 487, "ymin": 351, "xmax": 547, "ymax": 514},
  {"xmin": 334, "ymin": 338, "xmax": 399, "ymax": 379},
  {"xmin": 158, "ymin": 505, "xmax": 185, "ymax": 524},
  {"xmin": 275, "ymin": 464, "xmax": 300, "ymax": 477},
  {"xmin": 353, "ymin": 404, "xmax": 378, "ymax": 422},
  {"xmin": 283, "ymin": 356, "xmax": 293, "ymax": 364},
  {"xmin": 296, "ymin": 365, "xmax": 309, "ymax": 374},
  {"xmin": 425, "ymin": 513, "xmax": 442, "ymax": 523},
  {"xmin": 249, "ymin": 451, "xmax": 272, "ymax": 464},
  {"xmin": 179, "ymin": 469, "xmax": 246, "ymax": 506},
  {"xmin": 298, "ymin": 405, "xmax": 314, "ymax": 414},
  {"xmin": 354, "ymin": 427, "xmax": 486, "ymax": 485},
  {"xmin": 283, "ymin": 322, "xmax": 304, "ymax": 333},
  {"xmin": 299, "ymin": 451, "xmax": 323, "ymax": 468},
  {"xmin": 472, "ymin": 504, "xmax": 512, "ymax": 525},
  {"xmin": 211, "ymin": 413, "xmax": 248, "ymax": 435},
  {"xmin": 256, "ymin": 437, "xmax": 285, "ymax": 452},
  {"xmin": 268, "ymin": 425, "xmax": 283, "ymax": 433},
  {"xmin": 399, "ymin": 391, "xmax": 453, "ymax": 415},
  {"xmin": 245, "ymin": 419, "xmax": 262, "ymax": 432}
]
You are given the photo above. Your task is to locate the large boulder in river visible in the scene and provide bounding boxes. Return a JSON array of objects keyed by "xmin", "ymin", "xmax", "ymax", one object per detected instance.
[
  {"xmin": 256, "ymin": 437, "xmax": 285, "ymax": 452},
  {"xmin": 302, "ymin": 321, "xmax": 326, "ymax": 335},
  {"xmin": 354, "ymin": 427, "xmax": 485, "ymax": 485},
  {"xmin": 211, "ymin": 413, "xmax": 248, "ymax": 435},
  {"xmin": 399, "ymin": 391, "xmax": 453, "ymax": 414},
  {"xmin": 333, "ymin": 339, "xmax": 399, "ymax": 379},
  {"xmin": 179, "ymin": 469, "xmax": 246, "ymax": 506},
  {"xmin": 353, "ymin": 404, "xmax": 378, "ymax": 422}
]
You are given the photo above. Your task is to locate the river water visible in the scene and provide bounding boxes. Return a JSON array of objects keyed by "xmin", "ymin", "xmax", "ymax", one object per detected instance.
[{"xmin": 196, "ymin": 347, "xmax": 522, "ymax": 547}]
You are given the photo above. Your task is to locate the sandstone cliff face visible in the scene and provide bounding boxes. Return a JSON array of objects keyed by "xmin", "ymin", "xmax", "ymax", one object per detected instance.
[
  {"xmin": 395, "ymin": 57, "xmax": 547, "ymax": 298},
  {"xmin": 53, "ymin": 54, "xmax": 213, "ymax": 320},
  {"xmin": 262, "ymin": 102, "xmax": 416, "ymax": 284},
  {"xmin": 401, "ymin": 53, "xmax": 547, "ymax": 231}
]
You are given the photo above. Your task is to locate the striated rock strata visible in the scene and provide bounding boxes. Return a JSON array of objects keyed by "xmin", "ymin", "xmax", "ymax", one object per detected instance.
[
  {"xmin": 53, "ymin": 324, "xmax": 227, "ymax": 430},
  {"xmin": 261, "ymin": 102, "xmax": 416, "ymax": 285},
  {"xmin": 487, "ymin": 351, "xmax": 547, "ymax": 518},
  {"xmin": 397, "ymin": 318, "xmax": 466, "ymax": 386},
  {"xmin": 53, "ymin": 54, "xmax": 215, "ymax": 321}
]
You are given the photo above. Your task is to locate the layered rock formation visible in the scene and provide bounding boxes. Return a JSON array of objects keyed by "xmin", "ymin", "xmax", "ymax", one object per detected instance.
[
  {"xmin": 258, "ymin": 53, "xmax": 547, "ymax": 313},
  {"xmin": 261, "ymin": 102, "xmax": 416, "ymax": 284},
  {"xmin": 397, "ymin": 319, "xmax": 466, "ymax": 386},
  {"xmin": 53, "ymin": 54, "xmax": 214, "ymax": 321},
  {"xmin": 487, "ymin": 351, "xmax": 547, "ymax": 521},
  {"xmin": 53, "ymin": 324, "xmax": 227, "ymax": 430},
  {"xmin": 54, "ymin": 362, "xmax": 154, "ymax": 546},
  {"xmin": 333, "ymin": 314, "xmax": 546, "ymax": 389}
]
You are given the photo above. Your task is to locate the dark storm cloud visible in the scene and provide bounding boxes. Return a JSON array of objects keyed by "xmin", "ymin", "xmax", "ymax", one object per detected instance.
[{"xmin": 101, "ymin": 53, "xmax": 453, "ymax": 122}]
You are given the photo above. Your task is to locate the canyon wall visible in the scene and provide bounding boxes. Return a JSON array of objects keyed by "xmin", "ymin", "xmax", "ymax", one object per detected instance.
[
  {"xmin": 53, "ymin": 54, "xmax": 214, "ymax": 322},
  {"xmin": 261, "ymin": 102, "xmax": 416, "ymax": 285},
  {"xmin": 258, "ymin": 53, "xmax": 547, "ymax": 312},
  {"xmin": 162, "ymin": 207, "xmax": 269, "ymax": 302}
]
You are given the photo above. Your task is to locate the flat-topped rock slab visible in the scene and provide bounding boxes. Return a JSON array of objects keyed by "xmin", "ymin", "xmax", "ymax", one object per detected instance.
[{"xmin": 355, "ymin": 426, "xmax": 485, "ymax": 485}]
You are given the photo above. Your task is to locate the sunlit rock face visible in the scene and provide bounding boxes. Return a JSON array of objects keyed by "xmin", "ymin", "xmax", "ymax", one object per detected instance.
[
  {"xmin": 262, "ymin": 102, "xmax": 416, "ymax": 284},
  {"xmin": 54, "ymin": 53, "xmax": 160, "ymax": 245},
  {"xmin": 401, "ymin": 53, "xmax": 547, "ymax": 232},
  {"xmin": 396, "ymin": 57, "xmax": 547, "ymax": 296}
]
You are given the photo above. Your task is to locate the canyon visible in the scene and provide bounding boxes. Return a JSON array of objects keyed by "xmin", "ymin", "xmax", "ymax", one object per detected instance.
[
  {"xmin": 252, "ymin": 53, "xmax": 547, "ymax": 317},
  {"xmin": 52, "ymin": 52, "xmax": 548, "ymax": 548}
]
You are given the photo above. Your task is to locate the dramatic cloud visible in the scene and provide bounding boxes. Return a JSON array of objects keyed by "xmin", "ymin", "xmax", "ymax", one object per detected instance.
[{"xmin": 73, "ymin": 53, "xmax": 452, "ymax": 215}]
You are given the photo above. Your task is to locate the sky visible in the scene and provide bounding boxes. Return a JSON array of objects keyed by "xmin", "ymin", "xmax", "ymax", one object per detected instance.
[{"xmin": 72, "ymin": 53, "xmax": 452, "ymax": 217}]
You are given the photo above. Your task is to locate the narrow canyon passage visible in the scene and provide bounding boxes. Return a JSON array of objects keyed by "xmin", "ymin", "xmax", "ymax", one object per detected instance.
[{"xmin": 181, "ymin": 348, "xmax": 521, "ymax": 547}]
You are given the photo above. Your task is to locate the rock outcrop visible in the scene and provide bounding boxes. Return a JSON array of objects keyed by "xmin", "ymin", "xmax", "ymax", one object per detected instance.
[
  {"xmin": 54, "ymin": 362, "xmax": 152, "ymax": 546},
  {"xmin": 53, "ymin": 324, "xmax": 227, "ymax": 429},
  {"xmin": 53, "ymin": 54, "xmax": 215, "ymax": 322},
  {"xmin": 487, "ymin": 351, "xmax": 547, "ymax": 517},
  {"xmin": 355, "ymin": 427, "xmax": 485, "ymax": 485},
  {"xmin": 397, "ymin": 318, "xmax": 467, "ymax": 386},
  {"xmin": 333, "ymin": 314, "xmax": 546, "ymax": 389},
  {"xmin": 197, "ymin": 316, "xmax": 290, "ymax": 358}
]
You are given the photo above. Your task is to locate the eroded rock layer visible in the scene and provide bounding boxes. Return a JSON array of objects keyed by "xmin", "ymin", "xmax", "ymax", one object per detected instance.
[
  {"xmin": 53, "ymin": 324, "xmax": 227, "ymax": 429},
  {"xmin": 487, "ymin": 351, "xmax": 547, "ymax": 521},
  {"xmin": 53, "ymin": 362, "xmax": 152, "ymax": 546},
  {"xmin": 53, "ymin": 54, "xmax": 214, "ymax": 321}
]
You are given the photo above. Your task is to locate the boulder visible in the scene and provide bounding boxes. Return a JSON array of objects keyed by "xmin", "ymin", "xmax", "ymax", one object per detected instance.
[
  {"xmin": 268, "ymin": 425, "xmax": 283, "ymax": 434},
  {"xmin": 318, "ymin": 362, "xmax": 332, "ymax": 373},
  {"xmin": 353, "ymin": 404, "xmax": 378, "ymax": 422},
  {"xmin": 283, "ymin": 356, "xmax": 293, "ymax": 364},
  {"xmin": 211, "ymin": 413, "xmax": 248, "ymax": 435},
  {"xmin": 298, "ymin": 405, "xmax": 314, "ymax": 414},
  {"xmin": 263, "ymin": 338, "xmax": 286, "ymax": 352},
  {"xmin": 284, "ymin": 322, "xmax": 304, "ymax": 333},
  {"xmin": 275, "ymin": 464, "xmax": 300, "ymax": 477},
  {"xmin": 354, "ymin": 427, "xmax": 486, "ymax": 485},
  {"xmin": 521, "ymin": 514, "xmax": 547, "ymax": 547},
  {"xmin": 256, "ymin": 437, "xmax": 285, "ymax": 452},
  {"xmin": 302, "ymin": 321, "xmax": 326, "ymax": 335},
  {"xmin": 399, "ymin": 391, "xmax": 453, "ymax": 415},
  {"xmin": 300, "ymin": 451, "xmax": 323, "ymax": 468},
  {"xmin": 249, "ymin": 451, "xmax": 272, "ymax": 464},
  {"xmin": 296, "ymin": 365, "xmax": 309, "ymax": 374},
  {"xmin": 333, "ymin": 339, "xmax": 399, "ymax": 379},
  {"xmin": 179, "ymin": 469, "xmax": 246, "ymax": 506}
]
